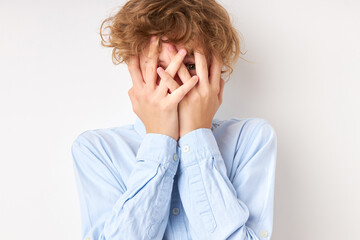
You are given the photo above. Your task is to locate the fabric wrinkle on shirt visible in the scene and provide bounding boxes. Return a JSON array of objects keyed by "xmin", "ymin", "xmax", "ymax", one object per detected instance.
[{"xmin": 71, "ymin": 115, "xmax": 277, "ymax": 240}]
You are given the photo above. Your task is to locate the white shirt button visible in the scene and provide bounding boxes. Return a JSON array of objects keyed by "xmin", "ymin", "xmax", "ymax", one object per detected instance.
[
  {"xmin": 260, "ymin": 230, "xmax": 268, "ymax": 238},
  {"xmin": 182, "ymin": 145, "xmax": 190, "ymax": 152},
  {"xmin": 171, "ymin": 207, "xmax": 180, "ymax": 215},
  {"xmin": 85, "ymin": 237, "xmax": 91, "ymax": 240},
  {"xmin": 173, "ymin": 153, "xmax": 178, "ymax": 161}
]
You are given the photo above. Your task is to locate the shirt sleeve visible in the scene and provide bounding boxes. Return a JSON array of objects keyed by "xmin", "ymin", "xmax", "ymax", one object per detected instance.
[
  {"xmin": 71, "ymin": 132, "xmax": 179, "ymax": 240},
  {"xmin": 176, "ymin": 120, "xmax": 277, "ymax": 239}
]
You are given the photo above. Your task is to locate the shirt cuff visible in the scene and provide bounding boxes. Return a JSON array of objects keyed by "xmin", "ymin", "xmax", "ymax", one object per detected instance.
[
  {"xmin": 136, "ymin": 133, "xmax": 179, "ymax": 175},
  {"xmin": 177, "ymin": 128, "xmax": 221, "ymax": 172}
]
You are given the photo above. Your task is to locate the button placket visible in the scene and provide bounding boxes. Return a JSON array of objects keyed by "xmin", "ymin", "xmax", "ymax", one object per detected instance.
[
  {"xmin": 173, "ymin": 153, "xmax": 178, "ymax": 162},
  {"xmin": 182, "ymin": 145, "xmax": 190, "ymax": 152},
  {"xmin": 171, "ymin": 207, "xmax": 180, "ymax": 215}
]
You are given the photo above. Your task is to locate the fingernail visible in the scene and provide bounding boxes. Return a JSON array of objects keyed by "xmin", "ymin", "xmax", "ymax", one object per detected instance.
[
  {"xmin": 179, "ymin": 49, "xmax": 186, "ymax": 56},
  {"xmin": 157, "ymin": 67, "xmax": 163, "ymax": 74},
  {"xmin": 151, "ymin": 36, "xmax": 156, "ymax": 42}
]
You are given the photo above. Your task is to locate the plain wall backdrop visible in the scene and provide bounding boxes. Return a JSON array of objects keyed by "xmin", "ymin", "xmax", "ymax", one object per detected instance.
[{"xmin": 1, "ymin": 0, "xmax": 359, "ymax": 239}]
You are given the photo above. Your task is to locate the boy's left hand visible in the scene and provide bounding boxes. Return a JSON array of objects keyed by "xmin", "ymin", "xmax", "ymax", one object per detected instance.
[{"xmin": 164, "ymin": 44, "xmax": 225, "ymax": 138}]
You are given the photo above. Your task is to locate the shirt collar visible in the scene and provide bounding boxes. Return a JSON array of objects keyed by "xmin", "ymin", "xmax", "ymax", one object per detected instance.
[{"xmin": 134, "ymin": 115, "xmax": 220, "ymax": 139}]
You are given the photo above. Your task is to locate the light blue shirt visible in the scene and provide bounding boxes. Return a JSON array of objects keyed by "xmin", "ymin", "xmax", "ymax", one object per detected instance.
[{"xmin": 71, "ymin": 116, "xmax": 277, "ymax": 240}]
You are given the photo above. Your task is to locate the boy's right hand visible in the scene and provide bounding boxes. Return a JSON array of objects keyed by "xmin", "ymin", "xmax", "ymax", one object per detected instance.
[{"xmin": 126, "ymin": 36, "xmax": 198, "ymax": 141}]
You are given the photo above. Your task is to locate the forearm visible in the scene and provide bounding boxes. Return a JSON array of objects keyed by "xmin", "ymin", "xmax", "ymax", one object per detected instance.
[{"xmin": 72, "ymin": 133, "xmax": 179, "ymax": 239}]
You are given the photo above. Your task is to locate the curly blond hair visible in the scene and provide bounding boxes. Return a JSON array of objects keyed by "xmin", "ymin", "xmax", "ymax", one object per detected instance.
[{"xmin": 100, "ymin": 0, "xmax": 246, "ymax": 78}]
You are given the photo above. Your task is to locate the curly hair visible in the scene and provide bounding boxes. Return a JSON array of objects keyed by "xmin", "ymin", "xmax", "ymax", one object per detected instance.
[{"xmin": 100, "ymin": 0, "xmax": 247, "ymax": 78}]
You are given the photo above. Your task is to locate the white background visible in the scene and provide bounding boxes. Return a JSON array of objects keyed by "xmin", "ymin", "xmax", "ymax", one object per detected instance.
[{"xmin": 1, "ymin": 0, "xmax": 359, "ymax": 239}]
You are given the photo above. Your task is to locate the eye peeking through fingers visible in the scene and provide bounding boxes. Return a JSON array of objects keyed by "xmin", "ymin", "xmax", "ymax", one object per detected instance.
[
  {"xmin": 185, "ymin": 62, "xmax": 196, "ymax": 76},
  {"xmin": 185, "ymin": 63, "xmax": 196, "ymax": 71}
]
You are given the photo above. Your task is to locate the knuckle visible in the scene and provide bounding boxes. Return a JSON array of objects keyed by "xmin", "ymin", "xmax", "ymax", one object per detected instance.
[
  {"xmin": 177, "ymin": 88, "xmax": 185, "ymax": 98},
  {"xmin": 202, "ymin": 87, "xmax": 211, "ymax": 97},
  {"xmin": 162, "ymin": 72, "xmax": 172, "ymax": 82},
  {"xmin": 147, "ymin": 57, "xmax": 156, "ymax": 65},
  {"xmin": 213, "ymin": 85, "xmax": 220, "ymax": 94},
  {"xmin": 128, "ymin": 87, "xmax": 134, "ymax": 95},
  {"xmin": 131, "ymin": 91, "xmax": 140, "ymax": 102},
  {"xmin": 160, "ymin": 103, "xmax": 172, "ymax": 111},
  {"xmin": 145, "ymin": 94, "xmax": 153, "ymax": 103},
  {"xmin": 192, "ymin": 92, "xmax": 201, "ymax": 101}
]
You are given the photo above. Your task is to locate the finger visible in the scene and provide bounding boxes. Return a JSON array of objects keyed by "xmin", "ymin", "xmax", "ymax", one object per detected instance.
[
  {"xmin": 144, "ymin": 36, "xmax": 159, "ymax": 88},
  {"xmin": 127, "ymin": 55, "xmax": 145, "ymax": 89},
  {"xmin": 165, "ymin": 47, "xmax": 187, "ymax": 78},
  {"xmin": 166, "ymin": 43, "xmax": 192, "ymax": 83},
  {"xmin": 209, "ymin": 54, "xmax": 222, "ymax": 91},
  {"xmin": 158, "ymin": 73, "xmax": 170, "ymax": 95},
  {"xmin": 194, "ymin": 50, "xmax": 209, "ymax": 90},
  {"xmin": 169, "ymin": 75, "xmax": 199, "ymax": 104},
  {"xmin": 157, "ymin": 67, "xmax": 180, "ymax": 93},
  {"xmin": 218, "ymin": 78, "xmax": 225, "ymax": 105}
]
